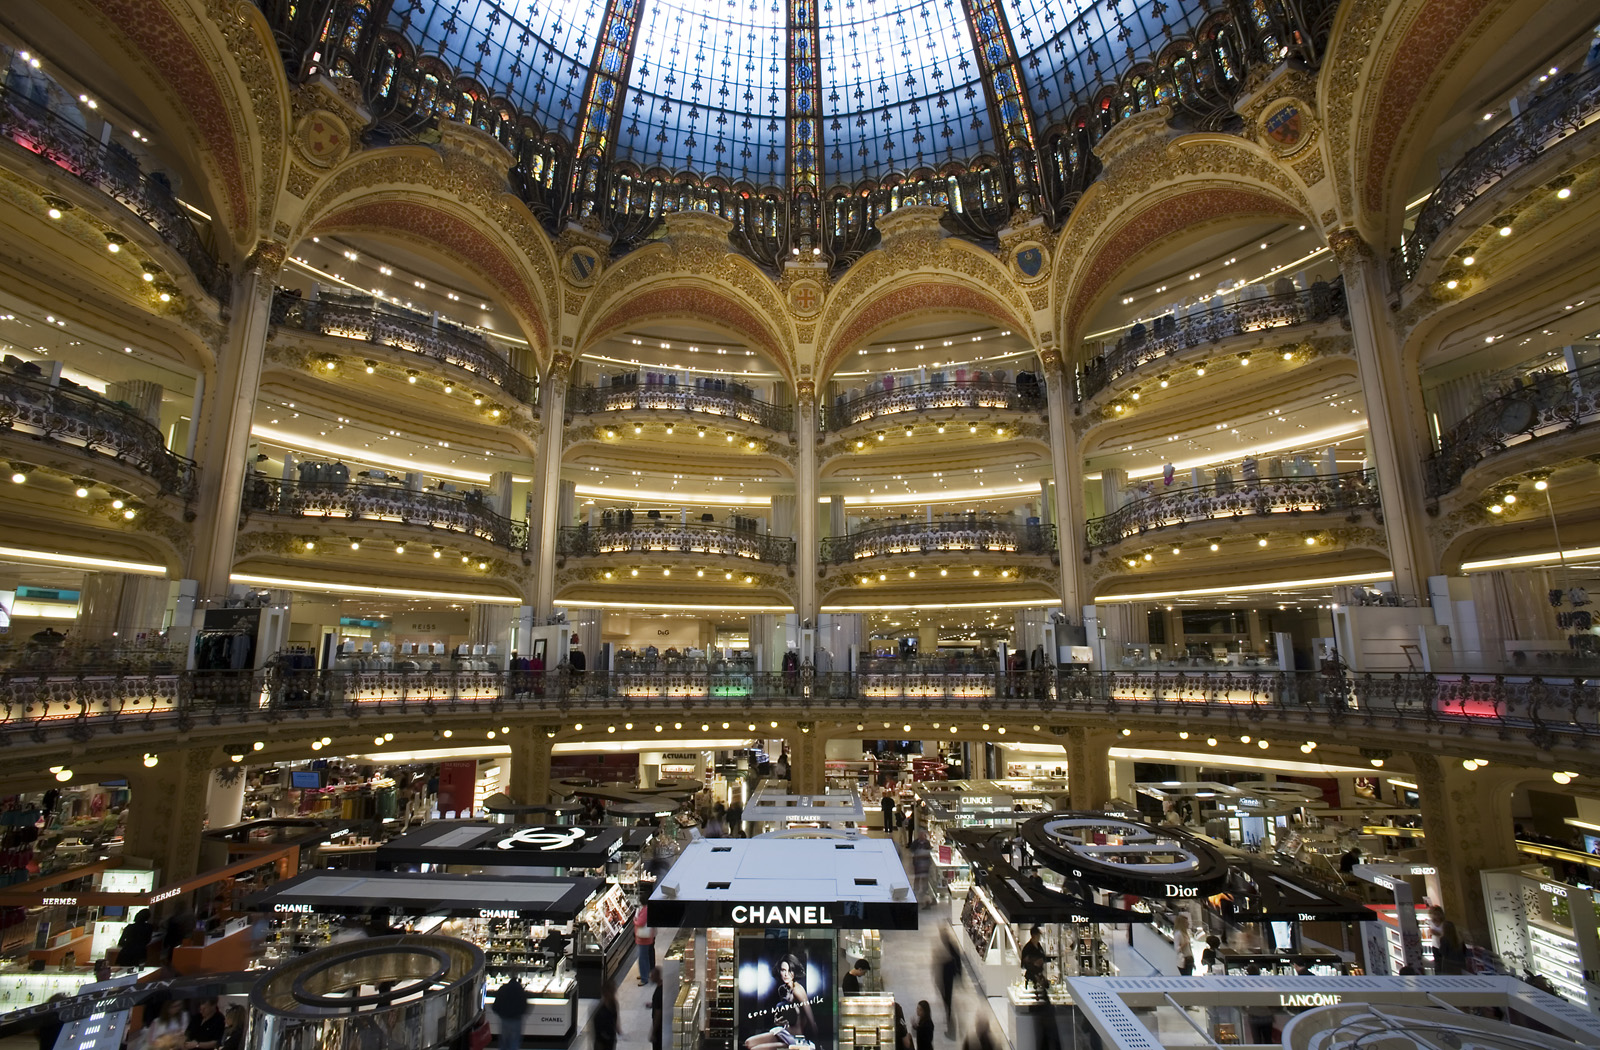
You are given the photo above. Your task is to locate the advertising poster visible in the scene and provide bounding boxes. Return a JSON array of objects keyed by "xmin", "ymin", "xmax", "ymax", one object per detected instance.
[{"xmin": 737, "ymin": 935, "xmax": 835, "ymax": 1050}]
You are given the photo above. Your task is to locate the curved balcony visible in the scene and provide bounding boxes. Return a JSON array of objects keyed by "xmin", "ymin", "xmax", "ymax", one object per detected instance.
[
  {"xmin": 1425, "ymin": 361, "xmax": 1600, "ymax": 500},
  {"xmin": 1084, "ymin": 469, "xmax": 1379, "ymax": 548},
  {"xmin": 242, "ymin": 476, "xmax": 528, "ymax": 550},
  {"xmin": 1078, "ymin": 280, "xmax": 1348, "ymax": 402},
  {"xmin": 270, "ymin": 292, "xmax": 537, "ymax": 403},
  {"xmin": 0, "ymin": 83, "xmax": 228, "ymax": 299},
  {"xmin": 0, "ymin": 368, "xmax": 196, "ymax": 498},
  {"xmin": 568, "ymin": 381, "xmax": 792, "ymax": 432},
  {"xmin": 556, "ymin": 523, "xmax": 795, "ymax": 564},
  {"xmin": 1391, "ymin": 64, "xmax": 1600, "ymax": 288},
  {"xmin": 821, "ymin": 519, "xmax": 1058, "ymax": 564},
  {"xmin": 1, "ymin": 668, "xmax": 1596, "ymax": 769},
  {"xmin": 824, "ymin": 379, "xmax": 1043, "ymax": 432}
]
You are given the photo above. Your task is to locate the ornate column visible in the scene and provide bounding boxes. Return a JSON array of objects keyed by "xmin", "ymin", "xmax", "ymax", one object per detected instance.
[
  {"xmin": 1065, "ymin": 726, "xmax": 1115, "ymax": 811},
  {"xmin": 786, "ymin": 727, "xmax": 825, "ymax": 794},
  {"xmin": 1330, "ymin": 230, "xmax": 1435, "ymax": 595},
  {"xmin": 530, "ymin": 353, "xmax": 572, "ymax": 621},
  {"xmin": 1411, "ymin": 752, "xmax": 1521, "ymax": 944},
  {"xmin": 795, "ymin": 379, "xmax": 820, "ymax": 626},
  {"xmin": 507, "ymin": 727, "xmax": 555, "ymax": 805},
  {"xmin": 187, "ymin": 247, "xmax": 281, "ymax": 595},
  {"xmin": 1041, "ymin": 350, "xmax": 1088, "ymax": 613},
  {"xmin": 123, "ymin": 748, "xmax": 213, "ymax": 886}
]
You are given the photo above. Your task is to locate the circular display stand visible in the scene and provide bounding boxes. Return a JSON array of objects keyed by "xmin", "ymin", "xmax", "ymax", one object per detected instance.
[{"xmin": 1283, "ymin": 1002, "xmax": 1589, "ymax": 1050}]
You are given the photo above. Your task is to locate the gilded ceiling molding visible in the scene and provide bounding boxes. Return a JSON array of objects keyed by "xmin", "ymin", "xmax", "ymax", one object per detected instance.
[
  {"xmin": 815, "ymin": 278, "xmax": 1032, "ymax": 386},
  {"xmin": 1354, "ymin": 0, "xmax": 1513, "ymax": 231},
  {"xmin": 1316, "ymin": 0, "xmax": 1388, "ymax": 222},
  {"xmin": 576, "ymin": 282, "xmax": 794, "ymax": 387},
  {"xmin": 1049, "ymin": 134, "xmax": 1312, "ymax": 346},
  {"xmin": 298, "ymin": 194, "xmax": 552, "ymax": 366},
  {"xmin": 294, "ymin": 147, "xmax": 559, "ymax": 354},
  {"xmin": 74, "ymin": 0, "xmax": 268, "ymax": 249}
]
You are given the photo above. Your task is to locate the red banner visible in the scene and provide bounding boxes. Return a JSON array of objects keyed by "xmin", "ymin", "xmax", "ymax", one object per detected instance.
[{"xmin": 437, "ymin": 760, "xmax": 479, "ymax": 817}]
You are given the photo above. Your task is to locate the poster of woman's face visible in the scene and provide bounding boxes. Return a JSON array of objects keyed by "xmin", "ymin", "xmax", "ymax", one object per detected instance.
[{"xmin": 737, "ymin": 935, "xmax": 835, "ymax": 1050}]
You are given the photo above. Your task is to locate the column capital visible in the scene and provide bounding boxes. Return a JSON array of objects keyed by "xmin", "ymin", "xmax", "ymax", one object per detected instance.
[
  {"xmin": 1327, "ymin": 228, "xmax": 1373, "ymax": 268},
  {"xmin": 244, "ymin": 239, "xmax": 289, "ymax": 280}
]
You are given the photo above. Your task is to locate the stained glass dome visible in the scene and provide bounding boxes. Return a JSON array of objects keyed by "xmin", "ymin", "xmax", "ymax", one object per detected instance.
[{"xmin": 279, "ymin": 0, "xmax": 1333, "ymax": 266}]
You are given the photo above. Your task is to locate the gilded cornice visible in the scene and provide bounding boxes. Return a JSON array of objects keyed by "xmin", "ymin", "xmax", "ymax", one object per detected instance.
[{"xmin": 207, "ymin": 0, "xmax": 289, "ymax": 242}]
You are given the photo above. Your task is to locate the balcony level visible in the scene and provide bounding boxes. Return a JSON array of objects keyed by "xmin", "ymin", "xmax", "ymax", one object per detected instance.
[
  {"xmin": 822, "ymin": 518, "xmax": 1058, "ymax": 565},
  {"xmin": 1078, "ymin": 279, "xmax": 1349, "ymax": 405},
  {"xmin": 556, "ymin": 522, "xmax": 796, "ymax": 566},
  {"xmin": 241, "ymin": 477, "xmax": 528, "ymax": 551},
  {"xmin": 1426, "ymin": 359, "xmax": 1600, "ymax": 502},
  {"xmin": 824, "ymin": 377, "xmax": 1044, "ymax": 434},
  {"xmin": 0, "ymin": 365, "xmax": 195, "ymax": 500},
  {"xmin": 1084, "ymin": 469, "xmax": 1380, "ymax": 550},
  {"xmin": 0, "ymin": 81, "xmax": 226, "ymax": 300},
  {"xmin": 1392, "ymin": 64, "xmax": 1600, "ymax": 292},
  {"xmin": 567, "ymin": 379, "xmax": 793, "ymax": 433},
  {"xmin": 270, "ymin": 292, "xmax": 537, "ymax": 406}
]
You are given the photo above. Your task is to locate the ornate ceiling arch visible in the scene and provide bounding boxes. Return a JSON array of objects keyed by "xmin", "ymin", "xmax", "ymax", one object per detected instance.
[
  {"xmin": 67, "ymin": 0, "xmax": 290, "ymax": 255},
  {"xmin": 575, "ymin": 280, "xmax": 794, "ymax": 387},
  {"xmin": 1051, "ymin": 135, "xmax": 1314, "ymax": 350}
]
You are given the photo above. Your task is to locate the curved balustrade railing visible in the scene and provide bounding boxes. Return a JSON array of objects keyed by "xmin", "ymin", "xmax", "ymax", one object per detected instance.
[
  {"xmin": 243, "ymin": 477, "xmax": 528, "ymax": 550},
  {"xmin": 557, "ymin": 523, "xmax": 795, "ymax": 564},
  {"xmin": 1, "ymin": 669, "xmax": 1596, "ymax": 756},
  {"xmin": 0, "ymin": 83, "xmax": 228, "ymax": 299},
  {"xmin": 0, "ymin": 369, "xmax": 197, "ymax": 498},
  {"xmin": 825, "ymin": 380, "xmax": 1044, "ymax": 432},
  {"xmin": 568, "ymin": 383, "xmax": 792, "ymax": 431},
  {"xmin": 1425, "ymin": 362, "xmax": 1600, "ymax": 499},
  {"xmin": 821, "ymin": 520, "xmax": 1058, "ymax": 564},
  {"xmin": 271, "ymin": 293, "xmax": 536, "ymax": 403},
  {"xmin": 1084, "ymin": 469, "xmax": 1379, "ymax": 548},
  {"xmin": 1078, "ymin": 280, "xmax": 1348, "ymax": 402},
  {"xmin": 1391, "ymin": 65, "xmax": 1600, "ymax": 288}
]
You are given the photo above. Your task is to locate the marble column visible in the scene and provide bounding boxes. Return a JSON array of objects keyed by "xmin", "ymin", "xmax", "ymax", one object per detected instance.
[
  {"xmin": 530, "ymin": 354, "xmax": 572, "ymax": 621},
  {"xmin": 1041, "ymin": 351, "xmax": 1087, "ymax": 612},
  {"xmin": 187, "ymin": 259, "xmax": 279, "ymax": 596},
  {"xmin": 507, "ymin": 727, "xmax": 555, "ymax": 805},
  {"xmin": 795, "ymin": 380, "xmax": 819, "ymax": 625},
  {"xmin": 123, "ymin": 748, "xmax": 212, "ymax": 886},
  {"xmin": 1411, "ymin": 752, "xmax": 1522, "ymax": 943},
  {"xmin": 786, "ymin": 728, "xmax": 826, "ymax": 794},
  {"xmin": 1331, "ymin": 231, "xmax": 1435, "ymax": 595},
  {"xmin": 1065, "ymin": 726, "xmax": 1116, "ymax": 812}
]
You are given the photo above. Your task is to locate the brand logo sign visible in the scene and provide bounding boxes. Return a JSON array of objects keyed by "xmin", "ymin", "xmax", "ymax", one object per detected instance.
[
  {"xmin": 729, "ymin": 904, "xmax": 835, "ymax": 926},
  {"xmin": 274, "ymin": 903, "xmax": 314, "ymax": 913},
  {"xmin": 496, "ymin": 826, "xmax": 597, "ymax": 852},
  {"xmin": 1279, "ymin": 993, "xmax": 1340, "ymax": 1007},
  {"xmin": 148, "ymin": 888, "xmax": 181, "ymax": 904},
  {"xmin": 479, "ymin": 909, "xmax": 520, "ymax": 919},
  {"xmin": 1540, "ymin": 882, "xmax": 1569, "ymax": 898},
  {"xmin": 43, "ymin": 896, "xmax": 76, "ymax": 906}
]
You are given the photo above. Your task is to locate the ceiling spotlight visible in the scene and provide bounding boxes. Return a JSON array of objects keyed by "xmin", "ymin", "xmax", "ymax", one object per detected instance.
[
  {"xmin": 55, "ymin": 769, "xmax": 73, "ymax": 782},
  {"xmin": 104, "ymin": 233, "xmax": 126, "ymax": 253},
  {"xmin": 143, "ymin": 753, "xmax": 159, "ymax": 767}
]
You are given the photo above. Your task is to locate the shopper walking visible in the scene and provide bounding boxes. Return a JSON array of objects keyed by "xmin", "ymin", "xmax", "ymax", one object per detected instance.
[
  {"xmin": 910, "ymin": 830, "xmax": 933, "ymax": 907},
  {"xmin": 492, "ymin": 975, "xmax": 529, "ymax": 1050},
  {"xmin": 936, "ymin": 928, "xmax": 961, "ymax": 1036},
  {"xmin": 962, "ymin": 1016, "xmax": 998, "ymax": 1050},
  {"xmin": 593, "ymin": 982, "xmax": 621, "ymax": 1050},
  {"xmin": 913, "ymin": 1002, "xmax": 934, "ymax": 1050},
  {"xmin": 649, "ymin": 968, "xmax": 664, "ymax": 1050},
  {"xmin": 634, "ymin": 903, "xmax": 656, "ymax": 985}
]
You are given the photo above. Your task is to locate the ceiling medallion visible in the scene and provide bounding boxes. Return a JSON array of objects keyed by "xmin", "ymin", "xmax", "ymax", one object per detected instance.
[
  {"xmin": 564, "ymin": 247, "xmax": 602, "ymax": 287},
  {"xmin": 788, "ymin": 279, "xmax": 825, "ymax": 318},
  {"xmin": 294, "ymin": 110, "xmax": 351, "ymax": 169},
  {"xmin": 1260, "ymin": 98, "xmax": 1314, "ymax": 158},
  {"xmin": 1011, "ymin": 241, "xmax": 1049, "ymax": 284}
]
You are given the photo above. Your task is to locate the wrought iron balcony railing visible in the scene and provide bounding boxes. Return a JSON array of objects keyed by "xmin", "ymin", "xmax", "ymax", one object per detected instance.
[
  {"xmin": 557, "ymin": 523, "xmax": 796, "ymax": 564},
  {"xmin": 1425, "ymin": 361, "xmax": 1600, "ymax": 499},
  {"xmin": 821, "ymin": 519, "xmax": 1058, "ymax": 565},
  {"xmin": 243, "ymin": 476, "xmax": 528, "ymax": 550},
  {"xmin": 0, "ymin": 83, "xmax": 228, "ymax": 299},
  {"xmin": 2, "ymin": 668, "xmax": 1596, "ymax": 758},
  {"xmin": 1078, "ymin": 280, "xmax": 1348, "ymax": 402},
  {"xmin": 567, "ymin": 382, "xmax": 792, "ymax": 432},
  {"xmin": 1391, "ymin": 64, "xmax": 1600, "ymax": 288},
  {"xmin": 0, "ymin": 368, "xmax": 196, "ymax": 498},
  {"xmin": 271, "ymin": 292, "xmax": 537, "ymax": 403},
  {"xmin": 1084, "ymin": 469, "xmax": 1379, "ymax": 548},
  {"xmin": 824, "ymin": 379, "xmax": 1044, "ymax": 432}
]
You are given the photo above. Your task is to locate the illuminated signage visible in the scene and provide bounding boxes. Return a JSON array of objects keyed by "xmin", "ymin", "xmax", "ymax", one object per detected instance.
[
  {"xmin": 1540, "ymin": 882, "xmax": 1569, "ymax": 898},
  {"xmin": 1165, "ymin": 884, "xmax": 1200, "ymax": 898},
  {"xmin": 1298, "ymin": 913, "xmax": 1319, "ymax": 922},
  {"xmin": 1280, "ymin": 993, "xmax": 1341, "ymax": 1007},
  {"xmin": 478, "ymin": 909, "xmax": 520, "ymax": 919},
  {"xmin": 729, "ymin": 904, "xmax": 835, "ymax": 926},
  {"xmin": 496, "ymin": 827, "xmax": 598, "ymax": 852},
  {"xmin": 42, "ymin": 896, "xmax": 76, "ymax": 906},
  {"xmin": 148, "ymin": 888, "xmax": 181, "ymax": 904},
  {"xmin": 274, "ymin": 903, "xmax": 314, "ymax": 914}
]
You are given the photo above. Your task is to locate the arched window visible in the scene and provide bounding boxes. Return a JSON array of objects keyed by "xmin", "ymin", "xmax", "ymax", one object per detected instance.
[{"xmin": 1249, "ymin": 0, "xmax": 1287, "ymax": 61}]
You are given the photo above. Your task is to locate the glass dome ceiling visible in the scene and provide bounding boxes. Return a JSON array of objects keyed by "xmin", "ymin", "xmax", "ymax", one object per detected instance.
[{"xmin": 388, "ymin": 0, "xmax": 1216, "ymax": 187}]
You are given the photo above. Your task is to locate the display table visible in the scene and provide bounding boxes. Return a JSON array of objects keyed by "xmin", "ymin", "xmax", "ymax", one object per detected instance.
[{"xmin": 171, "ymin": 919, "xmax": 253, "ymax": 975}]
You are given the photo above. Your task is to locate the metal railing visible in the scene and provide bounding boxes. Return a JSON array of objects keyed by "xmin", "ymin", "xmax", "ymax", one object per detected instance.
[
  {"xmin": 557, "ymin": 523, "xmax": 795, "ymax": 564},
  {"xmin": 0, "ymin": 83, "xmax": 228, "ymax": 299},
  {"xmin": 1391, "ymin": 64, "xmax": 1600, "ymax": 288},
  {"xmin": 568, "ymin": 382, "xmax": 792, "ymax": 431},
  {"xmin": 821, "ymin": 520, "xmax": 1058, "ymax": 564},
  {"xmin": 2, "ymin": 669, "xmax": 1596, "ymax": 757},
  {"xmin": 1425, "ymin": 362, "xmax": 1600, "ymax": 499},
  {"xmin": 1084, "ymin": 469, "xmax": 1379, "ymax": 548},
  {"xmin": 1078, "ymin": 280, "xmax": 1348, "ymax": 402},
  {"xmin": 824, "ymin": 379, "xmax": 1044, "ymax": 431},
  {"xmin": 271, "ymin": 292, "xmax": 537, "ymax": 403},
  {"xmin": 242, "ymin": 477, "xmax": 528, "ymax": 550},
  {"xmin": 0, "ymin": 369, "xmax": 197, "ymax": 498}
]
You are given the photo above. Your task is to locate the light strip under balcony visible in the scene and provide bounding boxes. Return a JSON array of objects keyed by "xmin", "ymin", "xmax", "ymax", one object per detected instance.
[
  {"xmin": 230, "ymin": 573, "xmax": 522, "ymax": 603},
  {"xmin": 1461, "ymin": 546, "xmax": 1600, "ymax": 571},
  {"xmin": 0, "ymin": 545, "xmax": 166, "ymax": 575},
  {"xmin": 1094, "ymin": 570, "xmax": 1394, "ymax": 602}
]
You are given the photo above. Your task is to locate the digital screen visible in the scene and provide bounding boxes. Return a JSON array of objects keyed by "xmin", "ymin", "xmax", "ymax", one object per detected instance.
[
  {"xmin": 738, "ymin": 935, "xmax": 835, "ymax": 1050},
  {"xmin": 0, "ymin": 590, "xmax": 12, "ymax": 635},
  {"xmin": 1269, "ymin": 921, "xmax": 1295, "ymax": 952},
  {"xmin": 290, "ymin": 770, "xmax": 323, "ymax": 789}
]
